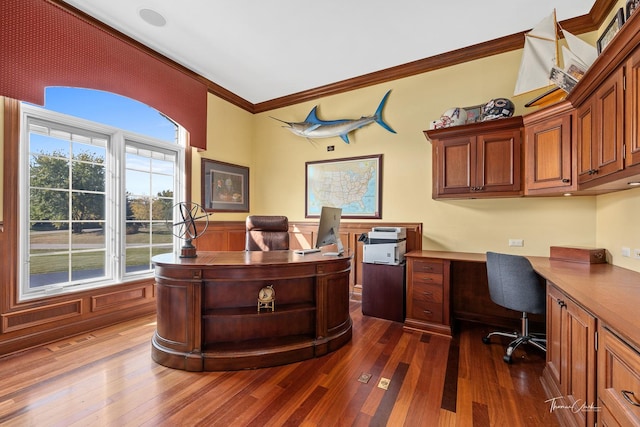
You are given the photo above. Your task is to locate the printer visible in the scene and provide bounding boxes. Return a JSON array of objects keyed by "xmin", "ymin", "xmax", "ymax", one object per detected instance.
[{"xmin": 363, "ymin": 227, "xmax": 406, "ymax": 265}]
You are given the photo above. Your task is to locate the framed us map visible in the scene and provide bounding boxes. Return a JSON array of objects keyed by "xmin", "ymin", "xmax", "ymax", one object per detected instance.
[{"xmin": 305, "ymin": 154, "xmax": 382, "ymax": 219}]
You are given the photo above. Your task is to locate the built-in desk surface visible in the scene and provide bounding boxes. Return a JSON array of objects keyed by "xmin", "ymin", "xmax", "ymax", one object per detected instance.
[{"xmin": 406, "ymin": 250, "xmax": 640, "ymax": 347}]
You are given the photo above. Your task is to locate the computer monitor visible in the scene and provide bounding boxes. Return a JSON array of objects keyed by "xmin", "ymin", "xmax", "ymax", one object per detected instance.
[{"xmin": 315, "ymin": 206, "xmax": 344, "ymax": 254}]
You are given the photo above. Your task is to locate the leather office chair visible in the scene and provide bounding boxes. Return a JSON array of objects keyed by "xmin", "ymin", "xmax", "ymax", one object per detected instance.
[
  {"xmin": 245, "ymin": 215, "xmax": 290, "ymax": 251},
  {"xmin": 482, "ymin": 251, "xmax": 546, "ymax": 363}
]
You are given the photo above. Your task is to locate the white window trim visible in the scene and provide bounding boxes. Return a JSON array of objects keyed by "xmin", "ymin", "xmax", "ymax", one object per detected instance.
[{"xmin": 19, "ymin": 103, "xmax": 185, "ymax": 301}]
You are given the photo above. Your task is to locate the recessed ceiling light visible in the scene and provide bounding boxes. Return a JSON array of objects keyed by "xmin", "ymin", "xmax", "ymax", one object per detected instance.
[
  {"xmin": 563, "ymin": 193, "xmax": 572, "ymax": 196},
  {"xmin": 628, "ymin": 181, "xmax": 640, "ymax": 186},
  {"xmin": 139, "ymin": 8, "xmax": 166, "ymax": 27}
]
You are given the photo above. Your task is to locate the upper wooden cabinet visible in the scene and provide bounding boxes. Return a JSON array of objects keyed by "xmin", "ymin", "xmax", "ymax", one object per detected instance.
[
  {"xmin": 523, "ymin": 101, "xmax": 575, "ymax": 195},
  {"xmin": 425, "ymin": 117, "xmax": 523, "ymax": 199},
  {"xmin": 625, "ymin": 48, "xmax": 640, "ymax": 169}
]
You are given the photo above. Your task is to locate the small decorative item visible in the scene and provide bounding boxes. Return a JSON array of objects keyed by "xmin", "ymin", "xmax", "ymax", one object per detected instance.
[
  {"xmin": 169, "ymin": 202, "xmax": 211, "ymax": 258},
  {"xmin": 463, "ymin": 105, "xmax": 483, "ymax": 124},
  {"xmin": 257, "ymin": 285, "xmax": 275, "ymax": 312},
  {"xmin": 481, "ymin": 98, "xmax": 515, "ymax": 121},
  {"xmin": 597, "ymin": 8, "xmax": 625, "ymax": 54},
  {"xmin": 202, "ymin": 159, "xmax": 249, "ymax": 212},
  {"xmin": 271, "ymin": 90, "xmax": 396, "ymax": 144},
  {"xmin": 626, "ymin": 0, "xmax": 639, "ymax": 20},
  {"xmin": 305, "ymin": 154, "xmax": 382, "ymax": 218},
  {"xmin": 549, "ymin": 66, "xmax": 578, "ymax": 93},
  {"xmin": 429, "ymin": 107, "xmax": 467, "ymax": 129}
]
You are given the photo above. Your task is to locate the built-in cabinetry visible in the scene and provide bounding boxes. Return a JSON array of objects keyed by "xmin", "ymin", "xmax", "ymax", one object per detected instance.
[
  {"xmin": 404, "ymin": 254, "xmax": 451, "ymax": 336},
  {"xmin": 523, "ymin": 101, "xmax": 576, "ymax": 195},
  {"xmin": 598, "ymin": 325, "xmax": 640, "ymax": 426},
  {"xmin": 542, "ymin": 283, "xmax": 597, "ymax": 427},
  {"xmin": 425, "ymin": 117, "xmax": 523, "ymax": 199}
]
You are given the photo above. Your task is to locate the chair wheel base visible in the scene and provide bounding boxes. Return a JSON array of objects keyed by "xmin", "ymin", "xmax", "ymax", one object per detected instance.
[
  {"xmin": 482, "ymin": 336, "xmax": 490, "ymax": 344},
  {"xmin": 503, "ymin": 355, "xmax": 512, "ymax": 364}
]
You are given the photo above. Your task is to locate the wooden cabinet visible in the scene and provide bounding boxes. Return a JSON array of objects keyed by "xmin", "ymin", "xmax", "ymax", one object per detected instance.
[
  {"xmin": 404, "ymin": 255, "xmax": 451, "ymax": 336},
  {"xmin": 425, "ymin": 116, "xmax": 523, "ymax": 199},
  {"xmin": 576, "ymin": 68, "xmax": 625, "ymax": 186},
  {"xmin": 598, "ymin": 325, "xmax": 640, "ymax": 426},
  {"xmin": 625, "ymin": 48, "xmax": 640, "ymax": 169},
  {"xmin": 542, "ymin": 283, "xmax": 597, "ymax": 427},
  {"xmin": 362, "ymin": 262, "xmax": 405, "ymax": 322},
  {"xmin": 524, "ymin": 101, "xmax": 575, "ymax": 195}
]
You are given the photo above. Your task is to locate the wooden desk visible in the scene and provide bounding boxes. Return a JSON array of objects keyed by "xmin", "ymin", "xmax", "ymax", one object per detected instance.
[{"xmin": 151, "ymin": 251, "xmax": 352, "ymax": 371}]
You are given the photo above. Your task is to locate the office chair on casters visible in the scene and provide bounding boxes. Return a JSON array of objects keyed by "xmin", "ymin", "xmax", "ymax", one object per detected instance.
[
  {"xmin": 245, "ymin": 216, "xmax": 290, "ymax": 251},
  {"xmin": 482, "ymin": 252, "xmax": 547, "ymax": 364}
]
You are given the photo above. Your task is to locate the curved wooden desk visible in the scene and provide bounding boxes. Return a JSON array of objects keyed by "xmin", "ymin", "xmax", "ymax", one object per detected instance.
[{"xmin": 151, "ymin": 251, "xmax": 352, "ymax": 371}]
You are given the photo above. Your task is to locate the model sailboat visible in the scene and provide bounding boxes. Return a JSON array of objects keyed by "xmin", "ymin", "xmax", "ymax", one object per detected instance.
[{"xmin": 514, "ymin": 10, "xmax": 598, "ymax": 107}]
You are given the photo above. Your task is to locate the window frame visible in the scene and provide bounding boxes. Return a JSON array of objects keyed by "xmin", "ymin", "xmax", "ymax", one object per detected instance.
[{"xmin": 19, "ymin": 103, "xmax": 184, "ymax": 301}]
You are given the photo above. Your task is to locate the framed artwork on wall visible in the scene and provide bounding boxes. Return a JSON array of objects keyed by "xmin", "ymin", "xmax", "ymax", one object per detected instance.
[
  {"xmin": 597, "ymin": 8, "xmax": 625, "ymax": 54},
  {"xmin": 305, "ymin": 154, "xmax": 382, "ymax": 219},
  {"xmin": 626, "ymin": 0, "xmax": 640, "ymax": 20},
  {"xmin": 201, "ymin": 158, "xmax": 249, "ymax": 212}
]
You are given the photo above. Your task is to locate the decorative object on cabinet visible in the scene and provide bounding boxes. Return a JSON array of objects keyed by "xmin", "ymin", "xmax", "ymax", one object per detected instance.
[
  {"xmin": 597, "ymin": 9, "xmax": 625, "ymax": 54},
  {"xmin": 257, "ymin": 285, "xmax": 275, "ymax": 312},
  {"xmin": 202, "ymin": 158, "xmax": 249, "ymax": 212},
  {"xmin": 481, "ymin": 252, "xmax": 546, "ymax": 364},
  {"xmin": 429, "ymin": 107, "xmax": 467, "ymax": 129},
  {"xmin": 271, "ymin": 90, "xmax": 396, "ymax": 144},
  {"xmin": 514, "ymin": 10, "xmax": 597, "ymax": 106},
  {"xmin": 170, "ymin": 202, "xmax": 211, "ymax": 258},
  {"xmin": 305, "ymin": 154, "xmax": 382, "ymax": 218},
  {"xmin": 480, "ymin": 98, "xmax": 515, "ymax": 121},
  {"xmin": 627, "ymin": 0, "xmax": 640, "ymax": 19},
  {"xmin": 463, "ymin": 105, "xmax": 483, "ymax": 124}
]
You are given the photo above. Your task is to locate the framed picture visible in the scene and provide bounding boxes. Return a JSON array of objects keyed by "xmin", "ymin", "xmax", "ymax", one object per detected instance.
[
  {"xmin": 626, "ymin": 0, "xmax": 640, "ymax": 20},
  {"xmin": 463, "ymin": 105, "xmax": 483, "ymax": 124},
  {"xmin": 305, "ymin": 154, "xmax": 382, "ymax": 219},
  {"xmin": 597, "ymin": 8, "xmax": 625, "ymax": 54},
  {"xmin": 201, "ymin": 159, "xmax": 249, "ymax": 212}
]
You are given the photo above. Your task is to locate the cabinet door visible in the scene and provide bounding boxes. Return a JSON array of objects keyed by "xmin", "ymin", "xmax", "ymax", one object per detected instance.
[
  {"xmin": 564, "ymin": 295, "xmax": 597, "ymax": 427},
  {"xmin": 625, "ymin": 49, "xmax": 640, "ymax": 168},
  {"xmin": 576, "ymin": 97, "xmax": 595, "ymax": 184},
  {"xmin": 592, "ymin": 68, "xmax": 625, "ymax": 181},
  {"xmin": 525, "ymin": 114, "xmax": 573, "ymax": 193},
  {"xmin": 434, "ymin": 136, "xmax": 475, "ymax": 196},
  {"xmin": 546, "ymin": 284, "xmax": 597, "ymax": 427},
  {"xmin": 476, "ymin": 128, "xmax": 521, "ymax": 194}
]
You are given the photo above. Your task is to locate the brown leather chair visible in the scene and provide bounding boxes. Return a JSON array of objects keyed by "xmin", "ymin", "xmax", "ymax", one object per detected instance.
[{"xmin": 245, "ymin": 215, "xmax": 290, "ymax": 251}]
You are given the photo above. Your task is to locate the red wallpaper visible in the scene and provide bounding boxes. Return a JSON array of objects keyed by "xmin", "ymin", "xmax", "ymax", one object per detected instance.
[{"xmin": 1, "ymin": 0, "xmax": 207, "ymax": 149}]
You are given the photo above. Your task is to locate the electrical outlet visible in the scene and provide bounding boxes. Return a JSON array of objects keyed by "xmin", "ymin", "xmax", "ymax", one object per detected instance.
[
  {"xmin": 622, "ymin": 247, "xmax": 631, "ymax": 257},
  {"xmin": 508, "ymin": 239, "xmax": 524, "ymax": 247},
  {"xmin": 633, "ymin": 249, "xmax": 640, "ymax": 260}
]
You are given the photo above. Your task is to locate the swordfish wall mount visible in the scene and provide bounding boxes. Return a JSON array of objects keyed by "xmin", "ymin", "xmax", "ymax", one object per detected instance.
[{"xmin": 271, "ymin": 90, "xmax": 396, "ymax": 144}]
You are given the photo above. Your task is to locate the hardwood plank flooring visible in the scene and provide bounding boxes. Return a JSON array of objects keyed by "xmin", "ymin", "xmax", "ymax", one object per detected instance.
[{"xmin": 0, "ymin": 301, "xmax": 559, "ymax": 426}]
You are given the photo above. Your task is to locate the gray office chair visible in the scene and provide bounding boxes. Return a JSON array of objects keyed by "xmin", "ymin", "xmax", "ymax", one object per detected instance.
[{"xmin": 482, "ymin": 252, "xmax": 546, "ymax": 363}]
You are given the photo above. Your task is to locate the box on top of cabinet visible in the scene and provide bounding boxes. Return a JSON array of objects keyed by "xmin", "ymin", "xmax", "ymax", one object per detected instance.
[{"xmin": 550, "ymin": 246, "xmax": 606, "ymax": 264}]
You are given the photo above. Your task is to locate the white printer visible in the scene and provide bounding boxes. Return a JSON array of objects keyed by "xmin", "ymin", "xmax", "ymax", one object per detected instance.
[{"xmin": 363, "ymin": 227, "xmax": 407, "ymax": 265}]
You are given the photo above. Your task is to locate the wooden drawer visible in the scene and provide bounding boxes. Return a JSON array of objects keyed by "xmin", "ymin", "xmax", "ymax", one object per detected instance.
[
  {"xmin": 410, "ymin": 300, "xmax": 443, "ymax": 323},
  {"xmin": 411, "ymin": 259, "xmax": 443, "ymax": 275},
  {"xmin": 598, "ymin": 326, "xmax": 640, "ymax": 426},
  {"xmin": 411, "ymin": 271, "xmax": 443, "ymax": 286},
  {"xmin": 412, "ymin": 282, "xmax": 443, "ymax": 303}
]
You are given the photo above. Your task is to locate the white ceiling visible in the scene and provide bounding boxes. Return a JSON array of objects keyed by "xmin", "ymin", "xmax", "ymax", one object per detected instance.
[{"xmin": 61, "ymin": 0, "xmax": 596, "ymax": 105}]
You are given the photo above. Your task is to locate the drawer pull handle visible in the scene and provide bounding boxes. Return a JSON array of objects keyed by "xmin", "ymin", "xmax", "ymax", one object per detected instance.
[
  {"xmin": 423, "ymin": 291, "xmax": 433, "ymax": 296},
  {"xmin": 423, "ymin": 310, "xmax": 432, "ymax": 315},
  {"xmin": 556, "ymin": 299, "xmax": 566, "ymax": 308},
  {"xmin": 421, "ymin": 277, "xmax": 433, "ymax": 282},
  {"xmin": 622, "ymin": 390, "xmax": 640, "ymax": 407},
  {"xmin": 421, "ymin": 267, "xmax": 433, "ymax": 271}
]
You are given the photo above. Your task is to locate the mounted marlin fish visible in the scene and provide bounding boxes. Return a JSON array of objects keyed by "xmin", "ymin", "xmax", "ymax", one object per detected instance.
[{"xmin": 272, "ymin": 90, "xmax": 396, "ymax": 143}]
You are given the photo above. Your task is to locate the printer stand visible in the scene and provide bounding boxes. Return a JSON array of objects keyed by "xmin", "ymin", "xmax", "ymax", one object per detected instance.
[{"xmin": 362, "ymin": 262, "xmax": 405, "ymax": 322}]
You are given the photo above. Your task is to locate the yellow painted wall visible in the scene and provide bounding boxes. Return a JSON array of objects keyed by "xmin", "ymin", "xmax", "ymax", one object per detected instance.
[
  {"xmin": 596, "ymin": 187, "xmax": 640, "ymax": 269},
  {"xmin": 247, "ymin": 48, "xmax": 600, "ymax": 259}
]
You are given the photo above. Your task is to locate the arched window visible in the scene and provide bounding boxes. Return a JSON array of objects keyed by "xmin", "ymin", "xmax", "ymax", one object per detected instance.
[{"xmin": 19, "ymin": 88, "xmax": 185, "ymax": 300}]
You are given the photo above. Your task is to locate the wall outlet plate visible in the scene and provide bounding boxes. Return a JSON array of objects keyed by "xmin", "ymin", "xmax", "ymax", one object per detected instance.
[
  {"xmin": 622, "ymin": 247, "xmax": 631, "ymax": 257},
  {"xmin": 633, "ymin": 249, "xmax": 640, "ymax": 259},
  {"xmin": 508, "ymin": 239, "xmax": 524, "ymax": 247}
]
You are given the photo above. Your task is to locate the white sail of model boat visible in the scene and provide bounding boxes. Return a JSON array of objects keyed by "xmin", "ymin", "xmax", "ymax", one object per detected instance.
[
  {"xmin": 514, "ymin": 10, "xmax": 598, "ymax": 98},
  {"xmin": 514, "ymin": 11, "xmax": 558, "ymax": 96}
]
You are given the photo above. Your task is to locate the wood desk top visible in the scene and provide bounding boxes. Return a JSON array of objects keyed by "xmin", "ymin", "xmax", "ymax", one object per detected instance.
[
  {"xmin": 152, "ymin": 250, "xmax": 351, "ymax": 267},
  {"xmin": 406, "ymin": 250, "xmax": 640, "ymax": 349}
]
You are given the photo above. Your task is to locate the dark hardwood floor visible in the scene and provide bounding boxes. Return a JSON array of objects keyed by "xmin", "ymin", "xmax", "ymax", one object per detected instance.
[{"xmin": 0, "ymin": 301, "xmax": 559, "ymax": 426}]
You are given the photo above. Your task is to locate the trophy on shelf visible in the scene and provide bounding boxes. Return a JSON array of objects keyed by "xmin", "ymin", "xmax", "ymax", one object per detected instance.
[{"xmin": 169, "ymin": 202, "xmax": 211, "ymax": 258}]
